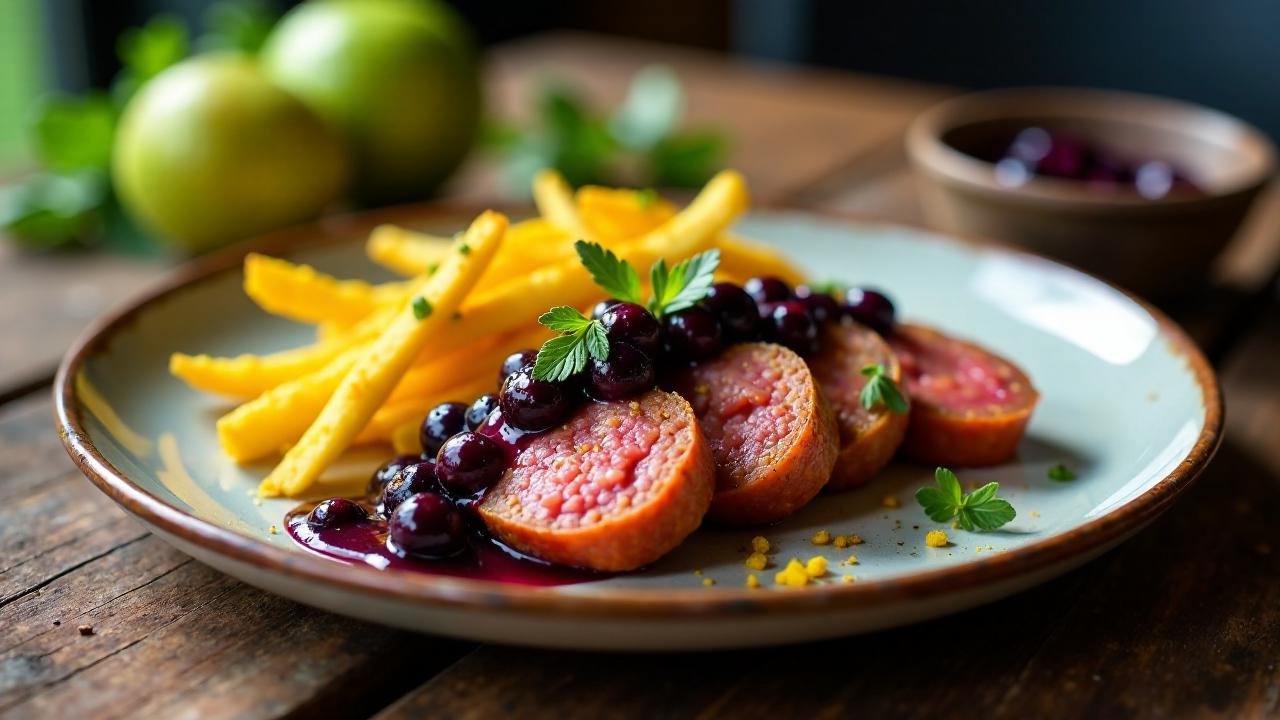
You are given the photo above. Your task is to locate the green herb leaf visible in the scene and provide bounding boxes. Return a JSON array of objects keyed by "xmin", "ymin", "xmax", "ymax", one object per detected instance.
[
  {"xmin": 575, "ymin": 241, "xmax": 643, "ymax": 304},
  {"xmin": 533, "ymin": 308, "xmax": 610, "ymax": 382},
  {"xmin": 411, "ymin": 296, "xmax": 432, "ymax": 320},
  {"xmin": 538, "ymin": 305, "xmax": 593, "ymax": 333},
  {"xmin": 0, "ymin": 171, "xmax": 107, "ymax": 250},
  {"xmin": 914, "ymin": 467, "xmax": 1016, "ymax": 532},
  {"xmin": 113, "ymin": 16, "xmax": 189, "ymax": 103},
  {"xmin": 1048, "ymin": 463, "xmax": 1076, "ymax": 482},
  {"xmin": 610, "ymin": 65, "xmax": 681, "ymax": 150},
  {"xmin": 858, "ymin": 364, "xmax": 909, "ymax": 413},
  {"xmin": 31, "ymin": 95, "xmax": 116, "ymax": 174},
  {"xmin": 649, "ymin": 130, "xmax": 727, "ymax": 188},
  {"xmin": 659, "ymin": 248, "xmax": 720, "ymax": 315}
]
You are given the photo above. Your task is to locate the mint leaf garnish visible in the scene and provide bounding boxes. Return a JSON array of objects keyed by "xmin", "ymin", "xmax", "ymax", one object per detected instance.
[
  {"xmin": 858, "ymin": 364, "xmax": 909, "ymax": 414},
  {"xmin": 656, "ymin": 248, "xmax": 720, "ymax": 316},
  {"xmin": 575, "ymin": 240, "xmax": 643, "ymax": 305},
  {"xmin": 915, "ymin": 468, "xmax": 1016, "ymax": 532},
  {"xmin": 532, "ymin": 306, "xmax": 609, "ymax": 382}
]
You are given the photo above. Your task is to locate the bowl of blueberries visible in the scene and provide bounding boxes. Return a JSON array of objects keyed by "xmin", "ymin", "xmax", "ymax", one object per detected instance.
[{"xmin": 906, "ymin": 87, "xmax": 1275, "ymax": 298}]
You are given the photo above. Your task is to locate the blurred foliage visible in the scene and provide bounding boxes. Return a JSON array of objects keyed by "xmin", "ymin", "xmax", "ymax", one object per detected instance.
[
  {"xmin": 486, "ymin": 65, "xmax": 728, "ymax": 194},
  {"xmin": 1, "ymin": 1, "xmax": 278, "ymax": 253}
]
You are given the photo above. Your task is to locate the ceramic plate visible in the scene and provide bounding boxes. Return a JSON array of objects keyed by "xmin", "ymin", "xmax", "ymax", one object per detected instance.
[{"xmin": 55, "ymin": 208, "xmax": 1221, "ymax": 650}]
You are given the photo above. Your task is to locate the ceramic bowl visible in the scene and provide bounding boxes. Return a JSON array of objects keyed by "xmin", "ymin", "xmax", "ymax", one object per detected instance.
[
  {"xmin": 906, "ymin": 87, "xmax": 1275, "ymax": 299},
  {"xmin": 55, "ymin": 208, "xmax": 1221, "ymax": 650}
]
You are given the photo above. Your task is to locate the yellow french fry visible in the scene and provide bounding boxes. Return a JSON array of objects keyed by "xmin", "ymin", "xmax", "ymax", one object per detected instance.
[
  {"xmin": 443, "ymin": 170, "xmax": 750, "ymax": 350},
  {"xmin": 356, "ymin": 374, "xmax": 496, "ymax": 450},
  {"xmin": 533, "ymin": 169, "xmax": 590, "ymax": 239},
  {"xmin": 171, "ymin": 305, "xmax": 396, "ymax": 398},
  {"xmin": 366, "ymin": 224, "xmax": 452, "ymax": 277},
  {"xmin": 217, "ymin": 347, "xmax": 362, "ymax": 462},
  {"xmin": 262, "ymin": 210, "xmax": 508, "ymax": 497},
  {"xmin": 243, "ymin": 253, "xmax": 407, "ymax": 326},
  {"xmin": 576, "ymin": 185, "xmax": 677, "ymax": 243},
  {"xmin": 715, "ymin": 233, "xmax": 807, "ymax": 287},
  {"xmin": 387, "ymin": 325, "xmax": 551, "ymax": 405}
]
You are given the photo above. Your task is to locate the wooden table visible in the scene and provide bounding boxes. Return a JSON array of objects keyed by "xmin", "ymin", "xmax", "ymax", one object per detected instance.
[{"xmin": 4, "ymin": 32, "xmax": 1279, "ymax": 719}]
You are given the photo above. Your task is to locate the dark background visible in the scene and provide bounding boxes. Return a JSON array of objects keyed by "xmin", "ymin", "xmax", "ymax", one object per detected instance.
[{"xmin": 36, "ymin": 0, "xmax": 1280, "ymax": 140}]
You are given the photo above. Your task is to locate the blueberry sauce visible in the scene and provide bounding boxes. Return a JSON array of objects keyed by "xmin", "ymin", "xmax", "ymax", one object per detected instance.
[{"xmin": 284, "ymin": 501, "xmax": 601, "ymax": 586}]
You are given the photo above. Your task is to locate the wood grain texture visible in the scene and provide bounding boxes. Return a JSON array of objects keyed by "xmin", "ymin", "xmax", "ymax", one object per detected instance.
[{"xmin": 0, "ymin": 394, "xmax": 472, "ymax": 720}]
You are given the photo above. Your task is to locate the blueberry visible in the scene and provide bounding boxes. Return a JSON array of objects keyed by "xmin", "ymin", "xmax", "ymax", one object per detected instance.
[
  {"xmin": 590, "ymin": 298, "xmax": 624, "ymax": 320},
  {"xmin": 744, "ymin": 276, "xmax": 792, "ymax": 303},
  {"xmin": 762, "ymin": 300, "xmax": 819, "ymax": 355},
  {"xmin": 368, "ymin": 454, "xmax": 424, "ymax": 497},
  {"xmin": 703, "ymin": 282, "xmax": 760, "ymax": 340},
  {"xmin": 500, "ymin": 369, "xmax": 571, "ymax": 431},
  {"xmin": 794, "ymin": 286, "xmax": 840, "ymax": 324},
  {"xmin": 498, "ymin": 348, "xmax": 538, "ymax": 386},
  {"xmin": 465, "ymin": 393, "xmax": 500, "ymax": 430},
  {"xmin": 435, "ymin": 431, "xmax": 507, "ymax": 498},
  {"xmin": 587, "ymin": 343, "xmax": 656, "ymax": 400},
  {"xmin": 388, "ymin": 492, "xmax": 466, "ymax": 558},
  {"xmin": 663, "ymin": 306, "xmax": 723, "ymax": 362},
  {"xmin": 380, "ymin": 460, "xmax": 440, "ymax": 517},
  {"xmin": 420, "ymin": 402, "xmax": 469, "ymax": 457},
  {"xmin": 843, "ymin": 287, "xmax": 896, "ymax": 334},
  {"xmin": 307, "ymin": 497, "xmax": 367, "ymax": 529},
  {"xmin": 599, "ymin": 302, "xmax": 662, "ymax": 356}
]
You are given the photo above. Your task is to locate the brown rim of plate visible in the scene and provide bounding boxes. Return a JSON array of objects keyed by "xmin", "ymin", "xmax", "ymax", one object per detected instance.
[{"xmin": 53, "ymin": 202, "xmax": 1224, "ymax": 620}]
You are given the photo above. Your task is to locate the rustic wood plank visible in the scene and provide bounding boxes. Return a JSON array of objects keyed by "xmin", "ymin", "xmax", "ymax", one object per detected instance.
[
  {"xmin": 0, "ymin": 246, "xmax": 165, "ymax": 400},
  {"xmin": 446, "ymin": 31, "xmax": 949, "ymax": 205},
  {"xmin": 375, "ymin": 307, "xmax": 1280, "ymax": 719},
  {"xmin": 0, "ymin": 393, "xmax": 472, "ymax": 719}
]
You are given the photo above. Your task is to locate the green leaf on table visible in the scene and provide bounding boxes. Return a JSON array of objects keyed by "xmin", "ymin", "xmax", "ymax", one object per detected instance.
[
  {"xmin": 610, "ymin": 65, "xmax": 682, "ymax": 150},
  {"xmin": 914, "ymin": 467, "xmax": 1016, "ymax": 532},
  {"xmin": 31, "ymin": 95, "xmax": 116, "ymax": 173},
  {"xmin": 1048, "ymin": 463, "xmax": 1077, "ymax": 482},
  {"xmin": 197, "ymin": 0, "xmax": 276, "ymax": 54},
  {"xmin": 0, "ymin": 171, "xmax": 107, "ymax": 250},
  {"xmin": 575, "ymin": 241, "xmax": 643, "ymax": 304},
  {"xmin": 539, "ymin": 85, "xmax": 615, "ymax": 187},
  {"xmin": 649, "ymin": 130, "xmax": 727, "ymax": 188}
]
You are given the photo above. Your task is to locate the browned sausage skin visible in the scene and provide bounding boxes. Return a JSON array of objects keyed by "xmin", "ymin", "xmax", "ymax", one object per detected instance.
[
  {"xmin": 477, "ymin": 389, "xmax": 714, "ymax": 572},
  {"xmin": 674, "ymin": 342, "xmax": 839, "ymax": 526},
  {"xmin": 888, "ymin": 323, "xmax": 1039, "ymax": 467},
  {"xmin": 808, "ymin": 318, "xmax": 910, "ymax": 489}
]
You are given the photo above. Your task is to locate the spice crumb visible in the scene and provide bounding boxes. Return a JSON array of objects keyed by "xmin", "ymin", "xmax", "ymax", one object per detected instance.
[
  {"xmin": 842, "ymin": 575, "xmax": 855, "ymax": 583},
  {"xmin": 745, "ymin": 574, "xmax": 760, "ymax": 589},
  {"xmin": 810, "ymin": 529, "xmax": 831, "ymax": 545},
  {"xmin": 750, "ymin": 535, "xmax": 771, "ymax": 554},
  {"xmin": 925, "ymin": 530, "xmax": 949, "ymax": 548},
  {"xmin": 77, "ymin": 625, "xmax": 94, "ymax": 636},
  {"xmin": 881, "ymin": 495, "xmax": 900, "ymax": 509},
  {"xmin": 268, "ymin": 525, "xmax": 279, "ymax": 535},
  {"xmin": 744, "ymin": 552, "xmax": 769, "ymax": 571},
  {"xmin": 774, "ymin": 559, "xmax": 811, "ymax": 587},
  {"xmin": 702, "ymin": 577, "xmax": 715, "ymax": 587}
]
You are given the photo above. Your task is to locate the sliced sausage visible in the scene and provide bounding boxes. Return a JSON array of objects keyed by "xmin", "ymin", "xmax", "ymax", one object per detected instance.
[
  {"xmin": 674, "ymin": 342, "xmax": 839, "ymax": 526},
  {"xmin": 477, "ymin": 389, "xmax": 714, "ymax": 572},
  {"xmin": 888, "ymin": 323, "xmax": 1039, "ymax": 467},
  {"xmin": 807, "ymin": 318, "xmax": 910, "ymax": 490}
]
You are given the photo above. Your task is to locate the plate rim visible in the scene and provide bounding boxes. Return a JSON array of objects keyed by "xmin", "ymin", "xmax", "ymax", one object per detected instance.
[{"xmin": 53, "ymin": 202, "xmax": 1224, "ymax": 620}]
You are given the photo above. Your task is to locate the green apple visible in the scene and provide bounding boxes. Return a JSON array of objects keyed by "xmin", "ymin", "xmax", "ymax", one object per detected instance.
[
  {"xmin": 113, "ymin": 54, "xmax": 349, "ymax": 253},
  {"xmin": 261, "ymin": 0, "xmax": 481, "ymax": 205}
]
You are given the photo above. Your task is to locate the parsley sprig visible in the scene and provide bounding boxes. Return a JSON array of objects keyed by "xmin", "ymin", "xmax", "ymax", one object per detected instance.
[
  {"xmin": 574, "ymin": 239, "xmax": 720, "ymax": 319},
  {"xmin": 530, "ymin": 241, "xmax": 720, "ymax": 382},
  {"xmin": 531, "ymin": 307, "xmax": 609, "ymax": 382},
  {"xmin": 859, "ymin": 364, "xmax": 909, "ymax": 413},
  {"xmin": 915, "ymin": 467, "xmax": 1016, "ymax": 531}
]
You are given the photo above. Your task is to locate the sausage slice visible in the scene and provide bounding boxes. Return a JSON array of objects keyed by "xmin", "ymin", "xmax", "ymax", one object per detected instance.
[
  {"xmin": 674, "ymin": 343, "xmax": 839, "ymax": 526},
  {"xmin": 477, "ymin": 389, "xmax": 714, "ymax": 572},
  {"xmin": 888, "ymin": 324, "xmax": 1039, "ymax": 467},
  {"xmin": 807, "ymin": 319, "xmax": 910, "ymax": 489}
]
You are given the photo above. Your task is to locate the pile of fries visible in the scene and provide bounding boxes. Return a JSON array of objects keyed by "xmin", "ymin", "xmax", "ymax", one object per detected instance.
[{"xmin": 170, "ymin": 170, "xmax": 805, "ymax": 498}]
